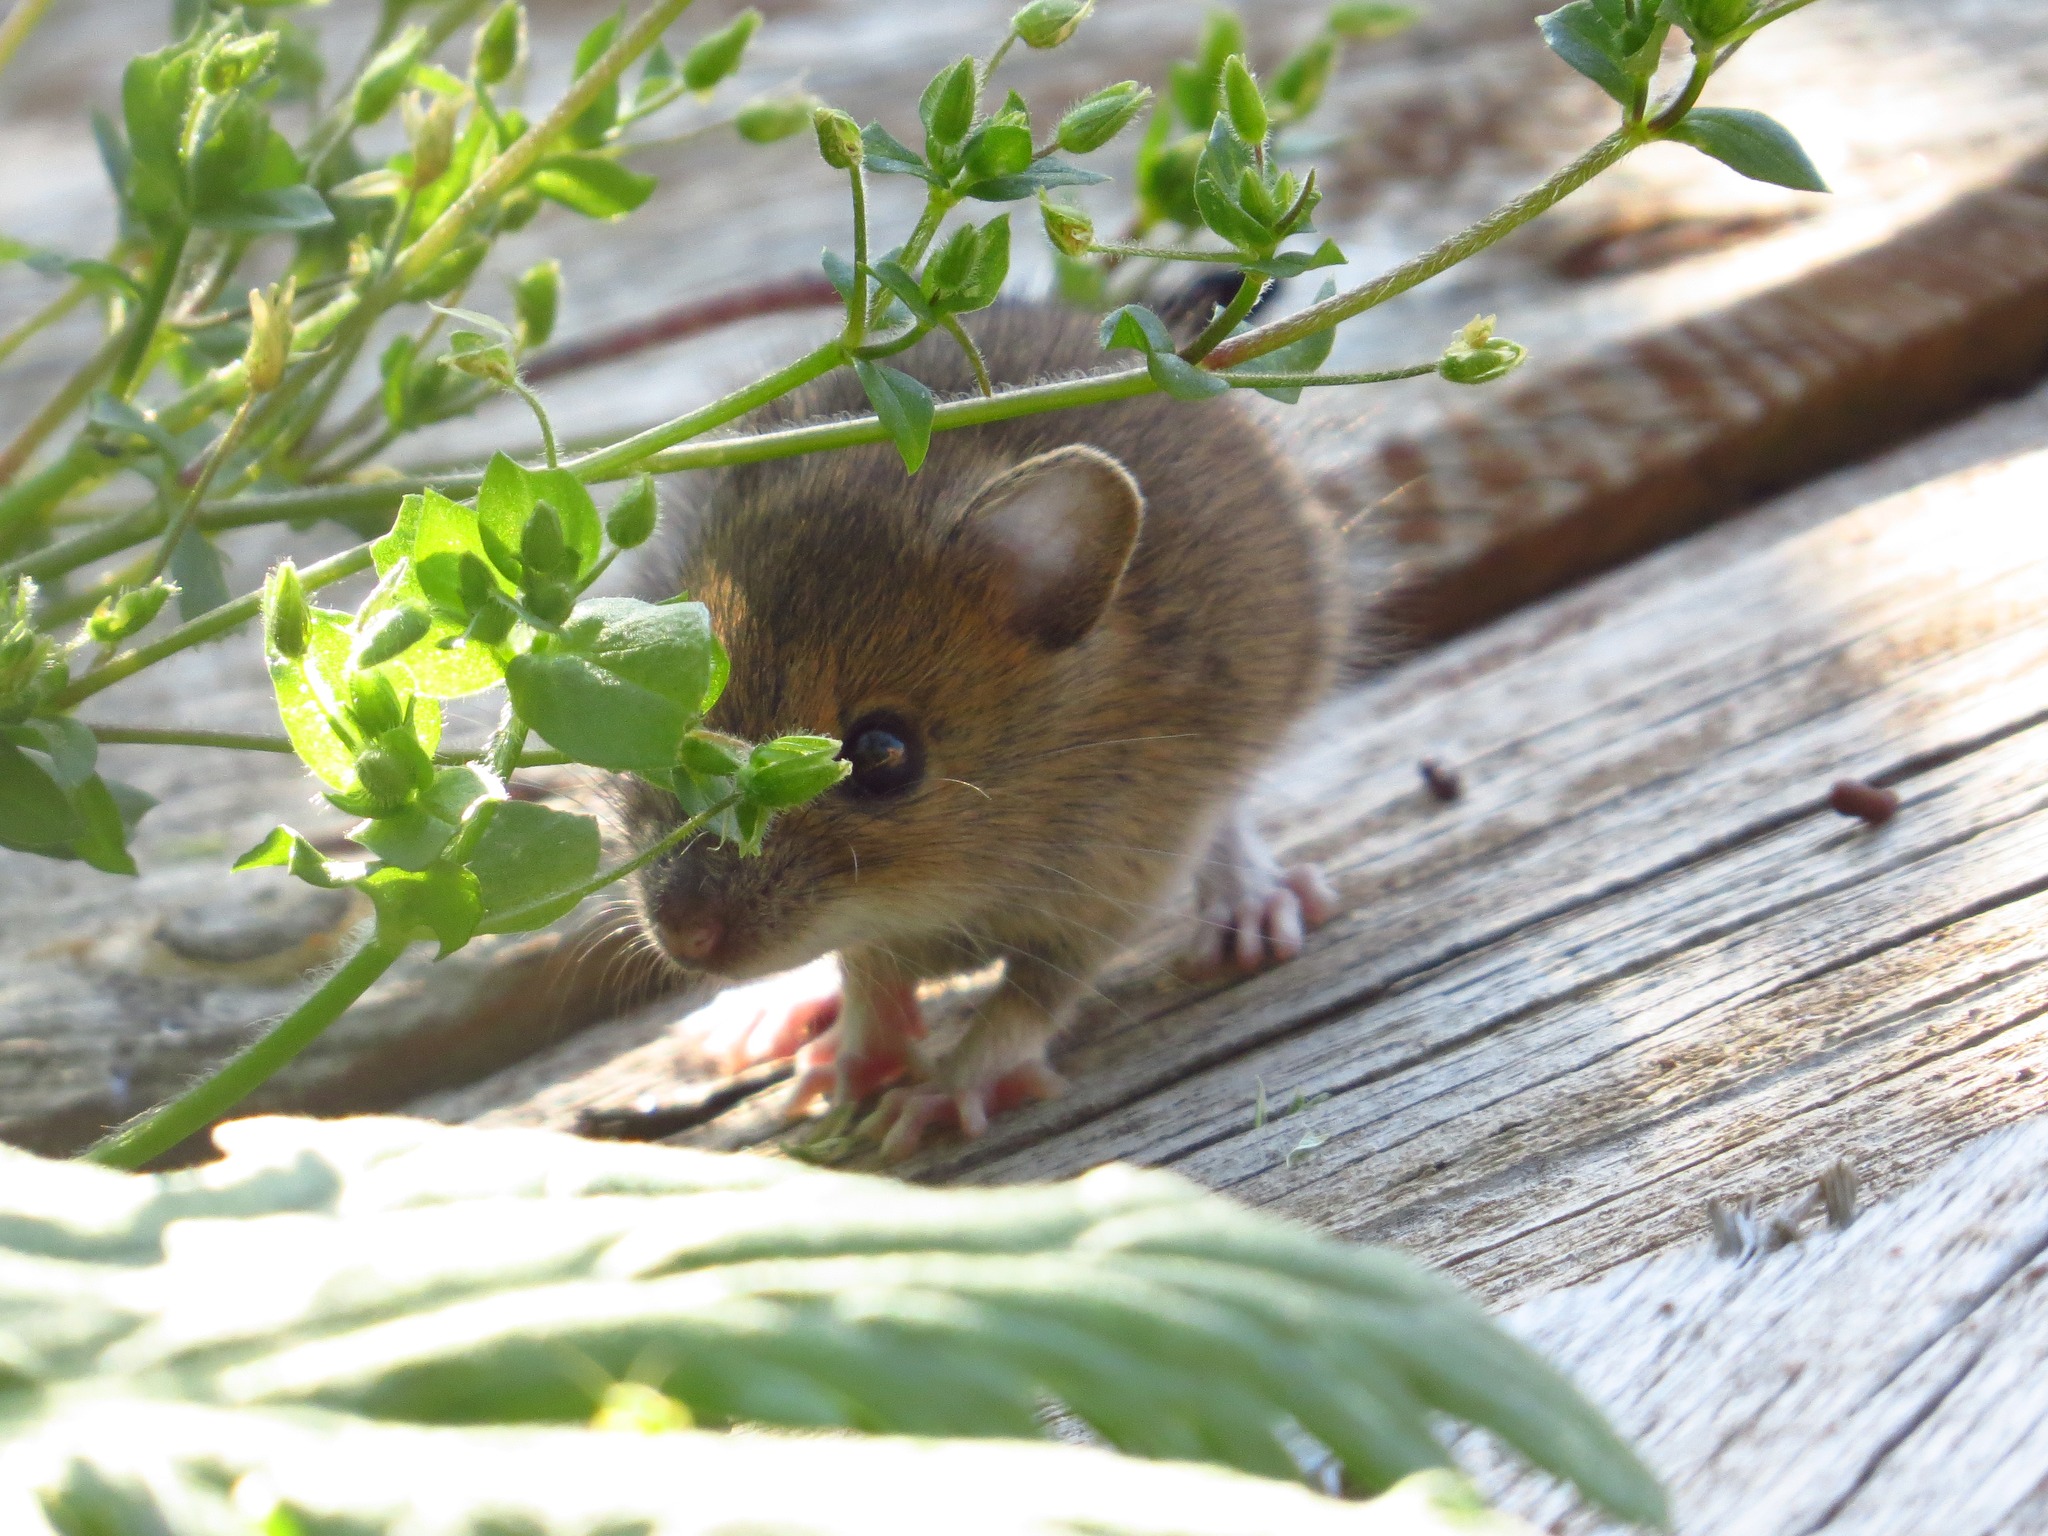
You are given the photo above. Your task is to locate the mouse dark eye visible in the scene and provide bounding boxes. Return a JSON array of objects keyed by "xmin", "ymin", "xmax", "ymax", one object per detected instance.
[{"xmin": 838, "ymin": 711, "xmax": 923, "ymax": 800}]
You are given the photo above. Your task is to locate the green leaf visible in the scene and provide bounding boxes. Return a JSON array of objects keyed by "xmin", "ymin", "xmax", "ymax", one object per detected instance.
[
  {"xmin": 859, "ymin": 122, "xmax": 938, "ymax": 183},
  {"xmin": 264, "ymin": 606, "xmax": 360, "ymax": 793},
  {"xmin": 169, "ymin": 529, "xmax": 228, "ymax": 622},
  {"xmin": 361, "ymin": 861, "xmax": 482, "ymax": 956},
  {"xmin": 1667, "ymin": 107, "xmax": 1829, "ymax": 192},
  {"xmin": 870, "ymin": 260, "xmax": 937, "ymax": 327},
  {"xmin": 1242, "ymin": 238, "xmax": 1346, "ymax": 280},
  {"xmin": 567, "ymin": 8, "xmax": 624, "ymax": 147},
  {"xmin": 854, "ymin": 360, "xmax": 935, "ymax": 473},
  {"xmin": 351, "ymin": 802, "xmax": 458, "ymax": 872},
  {"xmin": 193, "ymin": 182, "xmax": 332, "ymax": 234},
  {"xmin": 820, "ymin": 247, "xmax": 858, "ymax": 303},
  {"xmin": 232, "ymin": 824, "xmax": 363, "ymax": 888},
  {"xmin": 919, "ymin": 56, "xmax": 977, "ymax": 153},
  {"xmin": 1098, "ymin": 303, "xmax": 1175, "ymax": 356},
  {"xmin": 364, "ymin": 498, "xmax": 508, "ymax": 700},
  {"xmin": 64, "ymin": 776, "xmax": 140, "ymax": 876},
  {"xmin": 1536, "ymin": 3, "xmax": 1633, "ymax": 104},
  {"xmin": 1147, "ymin": 351, "xmax": 1231, "ymax": 401},
  {"xmin": 739, "ymin": 734, "xmax": 848, "ymax": 808},
  {"xmin": 0, "ymin": 740, "xmax": 82, "ymax": 851},
  {"xmin": 963, "ymin": 122, "xmax": 1033, "ymax": 182},
  {"xmin": 961, "ymin": 159, "xmax": 1108, "ymax": 203},
  {"xmin": 530, "ymin": 154, "xmax": 656, "ymax": 218},
  {"xmin": 468, "ymin": 800, "xmax": 602, "ymax": 931},
  {"xmin": 504, "ymin": 651, "xmax": 689, "ymax": 774},
  {"xmin": 1231, "ymin": 279, "xmax": 1337, "ymax": 402},
  {"xmin": 681, "ymin": 7, "xmax": 759, "ymax": 92},
  {"xmin": 474, "ymin": 455, "xmax": 602, "ymax": 586}
]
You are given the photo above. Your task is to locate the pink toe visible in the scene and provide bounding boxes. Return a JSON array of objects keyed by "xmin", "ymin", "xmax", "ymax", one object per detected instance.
[
  {"xmin": 1286, "ymin": 866, "xmax": 1337, "ymax": 928},
  {"xmin": 1267, "ymin": 893, "xmax": 1304, "ymax": 961}
]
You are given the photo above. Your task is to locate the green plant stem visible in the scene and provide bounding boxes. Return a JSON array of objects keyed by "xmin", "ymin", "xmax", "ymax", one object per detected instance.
[
  {"xmin": 0, "ymin": 277, "xmax": 88, "ymax": 368},
  {"xmin": 141, "ymin": 395, "xmax": 252, "ymax": 583},
  {"xmin": 1206, "ymin": 127, "xmax": 1641, "ymax": 371},
  {"xmin": 84, "ymin": 932, "xmax": 410, "ymax": 1168},
  {"xmin": 508, "ymin": 380, "xmax": 560, "ymax": 469},
  {"xmin": 108, "ymin": 227, "xmax": 189, "ymax": 401},
  {"xmin": 0, "ymin": 326, "xmax": 124, "ymax": 489},
  {"xmin": 487, "ymin": 793, "xmax": 740, "ymax": 932},
  {"xmin": 567, "ymin": 339, "xmax": 844, "ymax": 480},
  {"xmin": 1226, "ymin": 363, "xmax": 1439, "ymax": 388},
  {"xmin": 83, "ymin": 722, "xmax": 571, "ymax": 765},
  {"xmin": 1649, "ymin": 52, "xmax": 1714, "ymax": 131},
  {"xmin": 1087, "ymin": 243, "xmax": 1244, "ymax": 264},
  {"xmin": 51, "ymin": 541, "xmax": 375, "ymax": 709},
  {"xmin": 0, "ymin": 0, "xmax": 57, "ymax": 85},
  {"xmin": 391, "ymin": 0, "xmax": 702, "ymax": 288},
  {"xmin": 1180, "ymin": 272, "xmax": 1266, "ymax": 363},
  {"xmin": 1725, "ymin": 0, "xmax": 1822, "ymax": 46},
  {"xmin": 844, "ymin": 165, "xmax": 872, "ymax": 344}
]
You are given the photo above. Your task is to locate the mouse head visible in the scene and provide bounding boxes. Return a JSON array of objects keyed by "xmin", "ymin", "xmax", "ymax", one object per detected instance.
[{"xmin": 627, "ymin": 443, "xmax": 1144, "ymax": 979}]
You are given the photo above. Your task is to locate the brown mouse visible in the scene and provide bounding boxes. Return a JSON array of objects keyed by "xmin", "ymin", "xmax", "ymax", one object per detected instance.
[{"xmin": 617, "ymin": 301, "xmax": 1346, "ymax": 1158}]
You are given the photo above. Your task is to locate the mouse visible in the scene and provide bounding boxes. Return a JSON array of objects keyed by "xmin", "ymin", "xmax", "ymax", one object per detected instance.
[{"xmin": 615, "ymin": 300, "xmax": 1348, "ymax": 1159}]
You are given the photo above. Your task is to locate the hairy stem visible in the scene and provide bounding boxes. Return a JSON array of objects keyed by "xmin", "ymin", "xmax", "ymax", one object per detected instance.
[
  {"xmin": 84, "ymin": 933, "xmax": 411, "ymax": 1168},
  {"xmin": 142, "ymin": 395, "xmax": 253, "ymax": 583},
  {"xmin": 566, "ymin": 338, "xmax": 843, "ymax": 480},
  {"xmin": 51, "ymin": 541, "xmax": 375, "ymax": 709},
  {"xmin": 1180, "ymin": 272, "xmax": 1267, "ymax": 363},
  {"xmin": 845, "ymin": 164, "xmax": 872, "ymax": 344},
  {"xmin": 1226, "ymin": 363, "xmax": 1439, "ymax": 388},
  {"xmin": 108, "ymin": 227, "xmax": 189, "ymax": 401}
]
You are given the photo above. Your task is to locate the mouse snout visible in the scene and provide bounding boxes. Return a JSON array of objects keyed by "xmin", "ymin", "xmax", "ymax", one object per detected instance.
[{"xmin": 650, "ymin": 880, "xmax": 737, "ymax": 970}]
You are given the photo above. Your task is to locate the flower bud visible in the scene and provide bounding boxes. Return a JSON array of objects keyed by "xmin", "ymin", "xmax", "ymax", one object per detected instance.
[
  {"xmin": 1056, "ymin": 81, "xmax": 1151, "ymax": 155},
  {"xmin": 1012, "ymin": 0, "xmax": 1092, "ymax": 48},
  {"xmin": 740, "ymin": 735, "xmax": 849, "ymax": 808},
  {"xmin": 519, "ymin": 500, "xmax": 568, "ymax": 577},
  {"xmin": 445, "ymin": 332, "xmax": 516, "ymax": 386},
  {"xmin": 496, "ymin": 187, "xmax": 542, "ymax": 231},
  {"xmin": 348, "ymin": 667, "xmax": 406, "ymax": 739},
  {"xmin": 920, "ymin": 57, "xmax": 977, "ymax": 151},
  {"xmin": 812, "ymin": 106, "xmax": 863, "ymax": 169},
  {"xmin": 457, "ymin": 552, "xmax": 501, "ymax": 616},
  {"xmin": 402, "ymin": 90, "xmax": 460, "ymax": 188},
  {"xmin": 524, "ymin": 577, "xmax": 574, "ymax": 626},
  {"xmin": 605, "ymin": 475, "xmax": 658, "ymax": 549},
  {"xmin": 1438, "ymin": 314, "xmax": 1528, "ymax": 385},
  {"xmin": 676, "ymin": 730, "xmax": 744, "ymax": 776},
  {"xmin": 682, "ymin": 7, "xmax": 759, "ymax": 91},
  {"xmin": 473, "ymin": 0, "xmax": 523, "ymax": 86},
  {"xmin": 1222, "ymin": 55, "xmax": 1267, "ymax": 144},
  {"xmin": 513, "ymin": 260, "xmax": 560, "ymax": 351},
  {"xmin": 244, "ymin": 275, "xmax": 296, "ymax": 395},
  {"xmin": 353, "ymin": 604, "xmax": 432, "ymax": 670},
  {"xmin": 1038, "ymin": 196, "xmax": 1095, "ymax": 259},
  {"xmin": 202, "ymin": 32, "xmax": 277, "ymax": 95},
  {"xmin": 352, "ymin": 743, "xmax": 417, "ymax": 812},
  {"xmin": 86, "ymin": 580, "xmax": 174, "ymax": 646},
  {"xmin": 354, "ymin": 25, "xmax": 426, "ymax": 125},
  {"xmin": 734, "ymin": 93, "xmax": 817, "ymax": 144},
  {"xmin": 263, "ymin": 563, "xmax": 310, "ymax": 659}
]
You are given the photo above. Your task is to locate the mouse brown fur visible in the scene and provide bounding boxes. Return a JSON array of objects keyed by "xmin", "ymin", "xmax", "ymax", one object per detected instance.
[{"xmin": 618, "ymin": 301, "xmax": 1346, "ymax": 1157}]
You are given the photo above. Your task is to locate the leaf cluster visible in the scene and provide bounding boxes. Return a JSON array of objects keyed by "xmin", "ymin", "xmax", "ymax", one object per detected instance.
[{"xmin": 0, "ymin": 1114, "xmax": 1666, "ymax": 1531}]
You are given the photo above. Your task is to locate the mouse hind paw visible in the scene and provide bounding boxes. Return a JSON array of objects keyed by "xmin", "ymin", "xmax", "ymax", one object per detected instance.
[{"xmin": 1189, "ymin": 808, "xmax": 1337, "ymax": 975}]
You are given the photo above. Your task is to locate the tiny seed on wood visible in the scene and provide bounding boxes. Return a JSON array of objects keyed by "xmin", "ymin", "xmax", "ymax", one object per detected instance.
[
  {"xmin": 1419, "ymin": 758, "xmax": 1462, "ymax": 802},
  {"xmin": 1829, "ymin": 778, "xmax": 1898, "ymax": 825}
]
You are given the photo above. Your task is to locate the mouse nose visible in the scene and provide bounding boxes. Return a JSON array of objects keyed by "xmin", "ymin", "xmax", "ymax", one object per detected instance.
[{"xmin": 665, "ymin": 915, "xmax": 724, "ymax": 964}]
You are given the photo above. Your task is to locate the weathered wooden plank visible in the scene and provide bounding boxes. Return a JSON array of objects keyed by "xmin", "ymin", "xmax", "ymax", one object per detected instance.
[
  {"xmin": 1454, "ymin": 1114, "xmax": 2048, "ymax": 1534},
  {"xmin": 16, "ymin": 0, "xmax": 2048, "ymax": 1152}
]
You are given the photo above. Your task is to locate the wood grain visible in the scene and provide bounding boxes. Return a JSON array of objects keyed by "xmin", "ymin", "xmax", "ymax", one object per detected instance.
[{"xmin": 1455, "ymin": 1114, "xmax": 2048, "ymax": 1533}]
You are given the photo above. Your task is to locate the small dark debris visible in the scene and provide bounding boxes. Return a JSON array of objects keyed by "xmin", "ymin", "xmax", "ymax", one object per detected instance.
[
  {"xmin": 1418, "ymin": 758, "xmax": 1462, "ymax": 802},
  {"xmin": 1829, "ymin": 778, "xmax": 1899, "ymax": 825},
  {"xmin": 576, "ymin": 1059, "xmax": 791, "ymax": 1142},
  {"xmin": 2015, "ymin": 1067, "xmax": 2035, "ymax": 1082}
]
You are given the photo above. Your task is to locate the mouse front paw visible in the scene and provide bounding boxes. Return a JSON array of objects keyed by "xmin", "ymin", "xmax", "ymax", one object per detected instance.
[
  {"xmin": 858, "ymin": 1055, "xmax": 1067, "ymax": 1161},
  {"xmin": 679, "ymin": 955, "xmax": 845, "ymax": 1074}
]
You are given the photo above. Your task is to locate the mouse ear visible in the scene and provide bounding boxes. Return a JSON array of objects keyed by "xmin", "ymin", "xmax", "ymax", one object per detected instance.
[{"xmin": 945, "ymin": 445, "xmax": 1144, "ymax": 651}]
